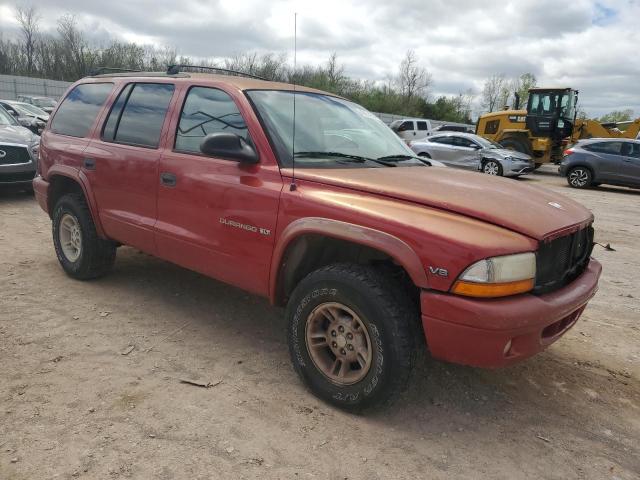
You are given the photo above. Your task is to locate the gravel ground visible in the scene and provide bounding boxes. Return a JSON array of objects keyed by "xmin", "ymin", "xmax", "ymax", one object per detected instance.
[{"xmin": 1, "ymin": 165, "xmax": 639, "ymax": 479}]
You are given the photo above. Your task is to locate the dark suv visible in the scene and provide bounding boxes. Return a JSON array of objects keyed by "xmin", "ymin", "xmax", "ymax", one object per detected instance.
[
  {"xmin": 33, "ymin": 68, "xmax": 601, "ymax": 410},
  {"xmin": 560, "ymin": 138, "xmax": 640, "ymax": 189}
]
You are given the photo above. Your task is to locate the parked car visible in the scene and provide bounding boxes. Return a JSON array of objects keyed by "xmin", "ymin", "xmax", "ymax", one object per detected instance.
[
  {"xmin": 0, "ymin": 100, "xmax": 49, "ymax": 134},
  {"xmin": 0, "ymin": 105, "xmax": 40, "ymax": 190},
  {"xmin": 34, "ymin": 69, "xmax": 600, "ymax": 411},
  {"xmin": 389, "ymin": 118, "xmax": 433, "ymax": 141},
  {"xmin": 410, "ymin": 132, "xmax": 535, "ymax": 176},
  {"xmin": 16, "ymin": 95, "xmax": 57, "ymax": 114},
  {"xmin": 560, "ymin": 138, "xmax": 640, "ymax": 189},
  {"xmin": 433, "ymin": 124, "xmax": 474, "ymax": 134}
]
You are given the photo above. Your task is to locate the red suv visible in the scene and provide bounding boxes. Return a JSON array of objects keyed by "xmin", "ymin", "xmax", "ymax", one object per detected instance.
[{"xmin": 33, "ymin": 68, "xmax": 601, "ymax": 410}]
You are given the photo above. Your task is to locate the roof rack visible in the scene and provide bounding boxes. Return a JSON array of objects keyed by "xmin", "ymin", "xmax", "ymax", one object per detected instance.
[
  {"xmin": 88, "ymin": 67, "xmax": 143, "ymax": 77},
  {"xmin": 166, "ymin": 64, "xmax": 266, "ymax": 81}
]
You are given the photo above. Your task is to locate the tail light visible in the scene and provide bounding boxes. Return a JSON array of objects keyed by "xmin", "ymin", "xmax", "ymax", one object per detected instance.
[{"xmin": 563, "ymin": 148, "xmax": 574, "ymax": 156}]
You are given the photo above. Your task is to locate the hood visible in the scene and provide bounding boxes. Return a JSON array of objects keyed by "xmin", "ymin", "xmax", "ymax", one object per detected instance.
[
  {"xmin": 0, "ymin": 125, "xmax": 37, "ymax": 145},
  {"xmin": 484, "ymin": 148, "xmax": 532, "ymax": 161},
  {"xmin": 288, "ymin": 166, "xmax": 592, "ymax": 241}
]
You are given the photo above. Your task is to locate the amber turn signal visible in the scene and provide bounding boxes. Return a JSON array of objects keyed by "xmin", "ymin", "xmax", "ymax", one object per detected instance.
[{"xmin": 451, "ymin": 278, "xmax": 535, "ymax": 298}]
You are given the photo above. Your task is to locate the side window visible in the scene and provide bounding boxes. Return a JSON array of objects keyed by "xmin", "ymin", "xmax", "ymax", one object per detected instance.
[
  {"xmin": 430, "ymin": 136, "xmax": 453, "ymax": 145},
  {"xmin": 175, "ymin": 87, "xmax": 249, "ymax": 154},
  {"xmin": 629, "ymin": 143, "xmax": 640, "ymax": 158},
  {"xmin": 453, "ymin": 137, "xmax": 475, "ymax": 148},
  {"xmin": 416, "ymin": 121, "xmax": 429, "ymax": 131},
  {"xmin": 50, "ymin": 83, "xmax": 113, "ymax": 138},
  {"xmin": 102, "ymin": 83, "xmax": 174, "ymax": 148},
  {"xmin": 584, "ymin": 142, "xmax": 622, "ymax": 155},
  {"xmin": 484, "ymin": 119, "xmax": 500, "ymax": 135},
  {"xmin": 399, "ymin": 120, "xmax": 414, "ymax": 131}
]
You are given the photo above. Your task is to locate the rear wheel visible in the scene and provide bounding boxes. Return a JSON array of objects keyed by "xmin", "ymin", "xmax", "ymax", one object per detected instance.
[
  {"xmin": 482, "ymin": 159, "xmax": 503, "ymax": 176},
  {"xmin": 52, "ymin": 193, "xmax": 117, "ymax": 280},
  {"xmin": 567, "ymin": 167, "xmax": 592, "ymax": 188},
  {"xmin": 286, "ymin": 263, "xmax": 417, "ymax": 411}
]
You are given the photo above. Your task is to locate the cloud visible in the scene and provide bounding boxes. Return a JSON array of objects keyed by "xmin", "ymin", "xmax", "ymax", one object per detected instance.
[{"xmin": 0, "ymin": 0, "xmax": 637, "ymax": 117}]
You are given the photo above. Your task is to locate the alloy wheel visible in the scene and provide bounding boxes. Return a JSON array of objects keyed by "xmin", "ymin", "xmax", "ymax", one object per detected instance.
[
  {"xmin": 59, "ymin": 213, "xmax": 82, "ymax": 262},
  {"xmin": 483, "ymin": 161, "xmax": 500, "ymax": 175},
  {"xmin": 305, "ymin": 302, "xmax": 372, "ymax": 386},
  {"xmin": 569, "ymin": 168, "xmax": 589, "ymax": 187}
]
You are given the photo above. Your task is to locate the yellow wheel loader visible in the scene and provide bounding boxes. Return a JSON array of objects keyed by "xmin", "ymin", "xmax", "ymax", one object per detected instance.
[{"xmin": 476, "ymin": 88, "xmax": 640, "ymax": 166}]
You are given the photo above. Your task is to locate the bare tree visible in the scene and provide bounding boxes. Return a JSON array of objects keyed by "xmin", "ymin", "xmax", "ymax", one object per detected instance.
[
  {"xmin": 15, "ymin": 5, "xmax": 40, "ymax": 74},
  {"xmin": 326, "ymin": 52, "xmax": 344, "ymax": 87},
  {"xmin": 57, "ymin": 15, "xmax": 87, "ymax": 78},
  {"xmin": 397, "ymin": 50, "xmax": 432, "ymax": 99},
  {"xmin": 481, "ymin": 73, "xmax": 507, "ymax": 112}
]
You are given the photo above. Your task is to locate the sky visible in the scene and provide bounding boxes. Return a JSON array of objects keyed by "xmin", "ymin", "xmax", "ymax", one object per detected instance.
[{"xmin": 0, "ymin": 0, "xmax": 638, "ymax": 118}]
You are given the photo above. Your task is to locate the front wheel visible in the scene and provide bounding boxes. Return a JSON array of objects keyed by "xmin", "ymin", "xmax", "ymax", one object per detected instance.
[
  {"xmin": 286, "ymin": 264, "xmax": 417, "ymax": 411},
  {"xmin": 482, "ymin": 159, "xmax": 503, "ymax": 176},
  {"xmin": 52, "ymin": 193, "xmax": 117, "ymax": 280},
  {"xmin": 567, "ymin": 167, "xmax": 592, "ymax": 188}
]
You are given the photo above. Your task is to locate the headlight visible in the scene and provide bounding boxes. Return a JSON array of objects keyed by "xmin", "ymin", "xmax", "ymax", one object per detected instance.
[
  {"xmin": 451, "ymin": 252, "xmax": 536, "ymax": 298},
  {"xmin": 30, "ymin": 144, "xmax": 40, "ymax": 160}
]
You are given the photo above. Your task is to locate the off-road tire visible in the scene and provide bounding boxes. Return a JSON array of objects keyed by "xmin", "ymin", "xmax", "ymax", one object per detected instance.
[
  {"xmin": 567, "ymin": 166, "xmax": 593, "ymax": 189},
  {"xmin": 286, "ymin": 263, "xmax": 417, "ymax": 411},
  {"xmin": 52, "ymin": 193, "xmax": 116, "ymax": 280},
  {"xmin": 482, "ymin": 159, "xmax": 503, "ymax": 176},
  {"xmin": 499, "ymin": 136, "xmax": 532, "ymax": 156}
]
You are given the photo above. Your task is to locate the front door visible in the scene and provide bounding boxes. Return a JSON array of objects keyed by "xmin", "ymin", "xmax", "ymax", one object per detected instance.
[{"xmin": 155, "ymin": 85, "xmax": 283, "ymax": 296}]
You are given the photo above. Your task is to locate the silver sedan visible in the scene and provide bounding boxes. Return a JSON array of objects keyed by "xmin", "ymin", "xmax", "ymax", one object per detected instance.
[{"xmin": 409, "ymin": 132, "xmax": 535, "ymax": 177}]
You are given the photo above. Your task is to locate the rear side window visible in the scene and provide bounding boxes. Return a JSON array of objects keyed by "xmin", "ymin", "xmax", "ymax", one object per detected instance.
[
  {"xmin": 175, "ymin": 87, "xmax": 249, "ymax": 154},
  {"xmin": 102, "ymin": 83, "xmax": 174, "ymax": 148},
  {"xmin": 50, "ymin": 83, "xmax": 113, "ymax": 138},
  {"xmin": 583, "ymin": 142, "xmax": 622, "ymax": 155},
  {"xmin": 416, "ymin": 121, "xmax": 429, "ymax": 131},
  {"xmin": 430, "ymin": 136, "xmax": 454, "ymax": 145}
]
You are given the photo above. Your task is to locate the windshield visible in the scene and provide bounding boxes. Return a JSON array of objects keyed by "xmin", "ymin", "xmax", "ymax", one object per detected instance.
[
  {"xmin": 34, "ymin": 98, "xmax": 56, "ymax": 108},
  {"xmin": 247, "ymin": 90, "xmax": 417, "ymax": 168},
  {"xmin": 14, "ymin": 103, "xmax": 47, "ymax": 117},
  {"xmin": 0, "ymin": 106, "xmax": 19, "ymax": 126}
]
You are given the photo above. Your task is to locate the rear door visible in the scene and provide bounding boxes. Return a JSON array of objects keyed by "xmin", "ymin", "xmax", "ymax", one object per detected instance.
[
  {"xmin": 425, "ymin": 136, "xmax": 457, "ymax": 164},
  {"xmin": 415, "ymin": 120, "xmax": 430, "ymax": 139},
  {"xmin": 44, "ymin": 82, "xmax": 114, "ymax": 187},
  {"xmin": 83, "ymin": 82, "xmax": 176, "ymax": 253},
  {"xmin": 620, "ymin": 142, "xmax": 640, "ymax": 186},
  {"xmin": 582, "ymin": 142, "xmax": 624, "ymax": 183},
  {"xmin": 155, "ymin": 85, "xmax": 282, "ymax": 296}
]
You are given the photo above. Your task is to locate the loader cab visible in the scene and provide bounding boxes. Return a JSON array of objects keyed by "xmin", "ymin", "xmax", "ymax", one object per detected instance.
[{"xmin": 526, "ymin": 88, "xmax": 577, "ymax": 141}]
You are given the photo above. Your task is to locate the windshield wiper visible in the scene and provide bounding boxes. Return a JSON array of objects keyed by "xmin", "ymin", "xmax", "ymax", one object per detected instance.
[
  {"xmin": 294, "ymin": 151, "xmax": 397, "ymax": 167},
  {"xmin": 376, "ymin": 154, "xmax": 431, "ymax": 166}
]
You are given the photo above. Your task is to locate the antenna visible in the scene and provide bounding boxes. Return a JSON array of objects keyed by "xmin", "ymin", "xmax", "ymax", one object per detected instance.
[{"xmin": 290, "ymin": 12, "xmax": 298, "ymax": 192}]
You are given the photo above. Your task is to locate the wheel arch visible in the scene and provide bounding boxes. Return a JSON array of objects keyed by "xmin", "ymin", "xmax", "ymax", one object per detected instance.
[
  {"xmin": 47, "ymin": 166, "xmax": 106, "ymax": 238},
  {"xmin": 269, "ymin": 218, "xmax": 429, "ymax": 306}
]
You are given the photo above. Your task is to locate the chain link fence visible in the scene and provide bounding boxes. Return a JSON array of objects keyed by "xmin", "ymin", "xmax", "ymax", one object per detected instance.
[{"xmin": 0, "ymin": 74, "xmax": 71, "ymax": 101}]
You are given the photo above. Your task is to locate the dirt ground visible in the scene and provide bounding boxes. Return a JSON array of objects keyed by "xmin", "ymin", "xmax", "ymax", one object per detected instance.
[{"xmin": 1, "ymin": 166, "xmax": 639, "ymax": 479}]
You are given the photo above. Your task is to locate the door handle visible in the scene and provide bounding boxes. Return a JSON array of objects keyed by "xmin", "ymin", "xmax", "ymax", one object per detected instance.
[
  {"xmin": 83, "ymin": 158, "xmax": 96, "ymax": 170},
  {"xmin": 160, "ymin": 172, "xmax": 177, "ymax": 187}
]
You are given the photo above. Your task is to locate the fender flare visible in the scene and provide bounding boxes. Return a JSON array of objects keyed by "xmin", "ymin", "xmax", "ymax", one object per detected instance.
[
  {"xmin": 268, "ymin": 217, "xmax": 429, "ymax": 304},
  {"xmin": 46, "ymin": 165, "xmax": 106, "ymax": 238}
]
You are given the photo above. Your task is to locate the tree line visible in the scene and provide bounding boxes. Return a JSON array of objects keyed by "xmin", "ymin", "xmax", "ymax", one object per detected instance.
[{"xmin": 0, "ymin": 6, "xmax": 476, "ymax": 122}]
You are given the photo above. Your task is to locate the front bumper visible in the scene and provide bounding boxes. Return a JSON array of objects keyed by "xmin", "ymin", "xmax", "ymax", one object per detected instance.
[
  {"xmin": 0, "ymin": 162, "xmax": 36, "ymax": 186},
  {"xmin": 420, "ymin": 258, "xmax": 601, "ymax": 368},
  {"xmin": 506, "ymin": 165, "xmax": 534, "ymax": 176}
]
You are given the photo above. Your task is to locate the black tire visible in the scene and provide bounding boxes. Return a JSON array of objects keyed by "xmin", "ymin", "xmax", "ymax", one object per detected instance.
[
  {"xmin": 286, "ymin": 263, "xmax": 417, "ymax": 411},
  {"xmin": 418, "ymin": 152, "xmax": 431, "ymax": 159},
  {"xmin": 499, "ymin": 136, "xmax": 532, "ymax": 156},
  {"xmin": 567, "ymin": 166, "xmax": 593, "ymax": 189},
  {"xmin": 52, "ymin": 193, "xmax": 116, "ymax": 280},
  {"xmin": 482, "ymin": 159, "xmax": 503, "ymax": 176},
  {"xmin": 534, "ymin": 163, "xmax": 543, "ymax": 170}
]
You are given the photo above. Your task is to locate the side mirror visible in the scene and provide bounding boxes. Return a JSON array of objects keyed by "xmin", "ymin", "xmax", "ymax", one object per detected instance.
[{"xmin": 200, "ymin": 133, "xmax": 259, "ymax": 163}]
